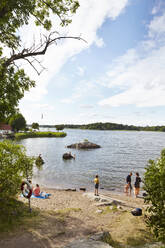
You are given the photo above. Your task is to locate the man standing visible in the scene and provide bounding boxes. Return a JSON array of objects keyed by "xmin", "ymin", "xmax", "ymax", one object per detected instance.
[{"xmin": 124, "ymin": 172, "xmax": 132, "ymax": 195}]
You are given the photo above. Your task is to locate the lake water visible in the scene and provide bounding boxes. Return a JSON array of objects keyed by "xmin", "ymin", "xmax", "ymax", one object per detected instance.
[{"xmin": 17, "ymin": 129, "xmax": 165, "ymax": 192}]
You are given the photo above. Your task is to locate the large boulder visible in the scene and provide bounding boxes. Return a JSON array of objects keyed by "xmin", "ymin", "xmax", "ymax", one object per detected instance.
[
  {"xmin": 67, "ymin": 141, "xmax": 101, "ymax": 149},
  {"xmin": 64, "ymin": 232, "xmax": 113, "ymax": 248}
]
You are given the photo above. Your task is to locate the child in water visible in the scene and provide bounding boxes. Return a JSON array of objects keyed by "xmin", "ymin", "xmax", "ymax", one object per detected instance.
[{"xmin": 94, "ymin": 175, "xmax": 99, "ymax": 196}]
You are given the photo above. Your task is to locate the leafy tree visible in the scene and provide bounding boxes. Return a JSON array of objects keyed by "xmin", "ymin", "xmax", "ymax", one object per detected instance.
[
  {"xmin": 9, "ymin": 113, "xmax": 26, "ymax": 132},
  {"xmin": 32, "ymin": 122, "xmax": 39, "ymax": 130},
  {"xmin": 144, "ymin": 149, "xmax": 165, "ymax": 243},
  {"xmin": 0, "ymin": 0, "xmax": 80, "ymax": 122},
  {"xmin": 55, "ymin": 124, "xmax": 64, "ymax": 131},
  {"xmin": 0, "ymin": 140, "xmax": 35, "ymax": 199}
]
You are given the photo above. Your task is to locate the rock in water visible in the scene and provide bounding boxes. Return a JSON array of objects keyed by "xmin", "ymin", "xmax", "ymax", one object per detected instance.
[
  {"xmin": 63, "ymin": 153, "xmax": 74, "ymax": 159},
  {"xmin": 67, "ymin": 141, "xmax": 101, "ymax": 149}
]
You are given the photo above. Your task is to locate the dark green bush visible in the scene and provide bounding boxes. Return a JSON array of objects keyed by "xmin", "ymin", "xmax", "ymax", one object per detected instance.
[{"xmin": 144, "ymin": 148, "xmax": 165, "ymax": 243}]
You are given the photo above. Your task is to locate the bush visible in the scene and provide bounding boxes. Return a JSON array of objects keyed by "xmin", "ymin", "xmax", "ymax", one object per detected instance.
[
  {"xmin": 144, "ymin": 148, "xmax": 165, "ymax": 243},
  {"xmin": 0, "ymin": 140, "xmax": 35, "ymax": 200}
]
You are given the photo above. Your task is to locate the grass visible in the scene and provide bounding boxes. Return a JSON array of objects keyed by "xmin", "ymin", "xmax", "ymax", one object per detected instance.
[
  {"xmin": 0, "ymin": 201, "xmax": 81, "ymax": 237},
  {"xmin": 100, "ymin": 205, "xmax": 119, "ymax": 214},
  {"xmin": 0, "ymin": 198, "xmax": 40, "ymax": 235},
  {"xmin": 53, "ymin": 207, "xmax": 82, "ymax": 216},
  {"xmin": 15, "ymin": 131, "xmax": 67, "ymax": 139},
  {"xmin": 107, "ymin": 211, "xmax": 156, "ymax": 247}
]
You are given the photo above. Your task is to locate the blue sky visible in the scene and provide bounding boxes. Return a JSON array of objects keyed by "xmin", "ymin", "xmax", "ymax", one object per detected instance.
[{"xmin": 19, "ymin": 0, "xmax": 165, "ymax": 126}]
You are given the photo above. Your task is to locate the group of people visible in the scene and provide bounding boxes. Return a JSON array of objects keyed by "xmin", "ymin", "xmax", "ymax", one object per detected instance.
[
  {"xmin": 94, "ymin": 172, "xmax": 142, "ymax": 197},
  {"xmin": 124, "ymin": 172, "xmax": 142, "ymax": 197}
]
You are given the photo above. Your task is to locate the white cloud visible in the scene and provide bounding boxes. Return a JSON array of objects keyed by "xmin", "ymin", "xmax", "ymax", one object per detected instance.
[
  {"xmin": 149, "ymin": 12, "xmax": 165, "ymax": 38},
  {"xmin": 80, "ymin": 104, "xmax": 94, "ymax": 109},
  {"xmin": 76, "ymin": 66, "xmax": 85, "ymax": 76},
  {"xmin": 95, "ymin": 36, "xmax": 105, "ymax": 47},
  {"xmin": 60, "ymin": 80, "xmax": 102, "ymax": 104},
  {"xmin": 18, "ymin": 0, "xmax": 128, "ymax": 103},
  {"xmin": 99, "ymin": 11, "xmax": 165, "ymax": 108},
  {"xmin": 34, "ymin": 104, "xmax": 55, "ymax": 111},
  {"xmin": 151, "ymin": 0, "xmax": 165, "ymax": 15}
]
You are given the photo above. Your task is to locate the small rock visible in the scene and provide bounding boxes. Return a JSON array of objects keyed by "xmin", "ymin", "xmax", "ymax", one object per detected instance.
[
  {"xmin": 95, "ymin": 202, "xmax": 112, "ymax": 207},
  {"xmin": 96, "ymin": 209, "xmax": 103, "ymax": 214},
  {"xmin": 100, "ymin": 198, "xmax": 108, "ymax": 202},
  {"xmin": 65, "ymin": 188, "xmax": 76, "ymax": 191},
  {"xmin": 79, "ymin": 188, "xmax": 86, "ymax": 191},
  {"xmin": 117, "ymin": 205, "xmax": 122, "ymax": 210},
  {"xmin": 64, "ymin": 239, "xmax": 113, "ymax": 248},
  {"xmin": 94, "ymin": 197, "xmax": 101, "ymax": 202}
]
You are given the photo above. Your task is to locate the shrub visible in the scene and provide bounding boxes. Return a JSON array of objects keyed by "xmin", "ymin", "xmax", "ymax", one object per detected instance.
[
  {"xmin": 0, "ymin": 140, "xmax": 35, "ymax": 200},
  {"xmin": 144, "ymin": 148, "xmax": 165, "ymax": 243}
]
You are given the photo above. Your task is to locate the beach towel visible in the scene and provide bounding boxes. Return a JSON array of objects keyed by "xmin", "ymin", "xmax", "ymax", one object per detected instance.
[{"xmin": 21, "ymin": 192, "xmax": 51, "ymax": 199}]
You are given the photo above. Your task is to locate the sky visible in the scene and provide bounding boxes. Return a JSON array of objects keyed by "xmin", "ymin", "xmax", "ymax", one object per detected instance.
[{"xmin": 18, "ymin": 0, "xmax": 165, "ymax": 126}]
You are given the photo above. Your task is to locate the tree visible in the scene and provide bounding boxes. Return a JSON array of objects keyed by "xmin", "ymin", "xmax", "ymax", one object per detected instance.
[
  {"xmin": 0, "ymin": 0, "xmax": 81, "ymax": 122},
  {"xmin": 32, "ymin": 122, "xmax": 39, "ymax": 130},
  {"xmin": 144, "ymin": 149, "xmax": 165, "ymax": 243},
  {"xmin": 9, "ymin": 113, "xmax": 26, "ymax": 132},
  {"xmin": 55, "ymin": 124, "xmax": 64, "ymax": 131},
  {"xmin": 0, "ymin": 140, "xmax": 35, "ymax": 199}
]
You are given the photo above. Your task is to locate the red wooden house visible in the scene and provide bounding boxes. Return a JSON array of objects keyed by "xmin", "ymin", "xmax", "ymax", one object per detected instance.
[{"xmin": 0, "ymin": 123, "xmax": 12, "ymax": 133}]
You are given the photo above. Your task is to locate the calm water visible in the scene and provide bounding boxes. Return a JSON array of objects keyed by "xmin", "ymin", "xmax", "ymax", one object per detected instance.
[{"xmin": 16, "ymin": 129, "xmax": 165, "ymax": 192}]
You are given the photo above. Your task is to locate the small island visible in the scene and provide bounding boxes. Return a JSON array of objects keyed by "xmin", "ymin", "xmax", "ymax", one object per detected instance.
[
  {"xmin": 15, "ymin": 131, "xmax": 66, "ymax": 139},
  {"xmin": 67, "ymin": 140, "xmax": 101, "ymax": 149}
]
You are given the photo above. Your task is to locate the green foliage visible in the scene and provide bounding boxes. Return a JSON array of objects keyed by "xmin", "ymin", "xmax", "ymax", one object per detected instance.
[
  {"xmin": 32, "ymin": 122, "xmax": 39, "ymax": 130},
  {"xmin": 0, "ymin": 67, "xmax": 35, "ymax": 122},
  {"xmin": 0, "ymin": 0, "xmax": 79, "ymax": 48},
  {"xmin": 55, "ymin": 124, "xmax": 65, "ymax": 131},
  {"xmin": 15, "ymin": 131, "xmax": 66, "ymax": 139},
  {"xmin": 9, "ymin": 113, "xmax": 26, "ymax": 132},
  {"xmin": 0, "ymin": 140, "xmax": 35, "ymax": 200},
  {"xmin": 144, "ymin": 149, "xmax": 165, "ymax": 243},
  {"xmin": 0, "ymin": 0, "xmax": 79, "ymax": 121}
]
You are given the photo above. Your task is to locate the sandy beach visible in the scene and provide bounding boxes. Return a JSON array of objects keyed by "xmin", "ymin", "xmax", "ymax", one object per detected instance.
[
  {"xmin": 1, "ymin": 187, "xmax": 150, "ymax": 248},
  {"xmin": 0, "ymin": 187, "xmax": 158, "ymax": 248}
]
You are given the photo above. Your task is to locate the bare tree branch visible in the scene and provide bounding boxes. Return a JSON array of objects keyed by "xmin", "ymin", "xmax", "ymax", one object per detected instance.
[
  {"xmin": 4, "ymin": 33, "xmax": 87, "ymax": 68},
  {"xmin": 23, "ymin": 58, "xmax": 41, "ymax": 75}
]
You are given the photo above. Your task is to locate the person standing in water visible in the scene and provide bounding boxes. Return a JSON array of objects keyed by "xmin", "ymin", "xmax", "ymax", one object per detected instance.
[
  {"xmin": 124, "ymin": 172, "xmax": 132, "ymax": 195},
  {"xmin": 134, "ymin": 172, "xmax": 141, "ymax": 198},
  {"xmin": 94, "ymin": 175, "xmax": 99, "ymax": 196}
]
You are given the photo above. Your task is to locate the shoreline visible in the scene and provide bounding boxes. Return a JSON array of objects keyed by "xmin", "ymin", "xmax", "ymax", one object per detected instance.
[{"xmin": 32, "ymin": 181, "xmax": 145, "ymax": 199}]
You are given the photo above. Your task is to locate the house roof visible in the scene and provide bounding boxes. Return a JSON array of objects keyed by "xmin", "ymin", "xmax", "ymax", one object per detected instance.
[{"xmin": 0, "ymin": 124, "xmax": 12, "ymax": 131}]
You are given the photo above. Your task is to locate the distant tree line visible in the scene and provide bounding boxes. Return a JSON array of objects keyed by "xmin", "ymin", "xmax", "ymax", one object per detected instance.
[
  {"xmin": 61, "ymin": 122, "xmax": 165, "ymax": 132},
  {"xmin": 26, "ymin": 122, "xmax": 165, "ymax": 132}
]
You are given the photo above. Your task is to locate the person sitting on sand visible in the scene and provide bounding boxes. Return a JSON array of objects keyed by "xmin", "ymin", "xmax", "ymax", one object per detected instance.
[
  {"xmin": 134, "ymin": 172, "xmax": 141, "ymax": 198},
  {"xmin": 124, "ymin": 172, "xmax": 132, "ymax": 195},
  {"xmin": 33, "ymin": 184, "xmax": 40, "ymax": 196},
  {"xmin": 94, "ymin": 175, "xmax": 99, "ymax": 196}
]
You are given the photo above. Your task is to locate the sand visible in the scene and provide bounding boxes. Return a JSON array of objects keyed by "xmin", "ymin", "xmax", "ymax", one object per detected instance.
[{"xmin": 0, "ymin": 188, "xmax": 150, "ymax": 248}]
